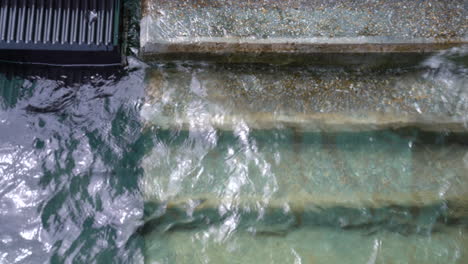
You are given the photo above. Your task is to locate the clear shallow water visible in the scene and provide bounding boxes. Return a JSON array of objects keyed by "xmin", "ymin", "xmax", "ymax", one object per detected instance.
[
  {"xmin": 0, "ymin": 46, "xmax": 467, "ymax": 264},
  {"xmin": 142, "ymin": 129, "xmax": 468, "ymax": 263},
  {"xmin": 141, "ymin": 48, "xmax": 468, "ymax": 264}
]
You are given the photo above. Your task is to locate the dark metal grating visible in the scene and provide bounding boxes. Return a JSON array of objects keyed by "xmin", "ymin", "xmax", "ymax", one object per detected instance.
[{"xmin": 0, "ymin": 0, "xmax": 121, "ymax": 65}]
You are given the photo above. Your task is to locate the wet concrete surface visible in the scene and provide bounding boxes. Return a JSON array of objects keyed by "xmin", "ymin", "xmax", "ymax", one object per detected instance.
[{"xmin": 141, "ymin": 57, "xmax": 468, "ymax": 132}]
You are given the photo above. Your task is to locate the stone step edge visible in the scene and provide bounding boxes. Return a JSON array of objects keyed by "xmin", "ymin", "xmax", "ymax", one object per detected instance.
[
  {"xmin": 145, "ymin": 191, "xmax": 468, "ymax": 211},
  {"xmin": 140, "ymin": 192, "xmax": 468, "ymax": 235},
  {"xmin": 142, "ymin": 111, "xmax": 468, "ymax": 133},
  {"xmin": 142, "ymin": 41, "xmax": 467, "ymax": 55},
  {"xmin": 141, "ymin": 42, "xmax": 467, "ymax": 65}
]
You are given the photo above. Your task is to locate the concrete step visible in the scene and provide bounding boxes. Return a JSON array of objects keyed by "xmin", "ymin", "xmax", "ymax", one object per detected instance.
[
  {"xmin": 141, "ymin": 128, "xmax": 468, "ymax": 263},
  {"xmin": 144, "ymin": 226, "xmax": 468, "ymax": 264},
  {"xmin": 142, "ymin": 191, "xmax": 468, "ymax": 236},
  {"xmin": 140, "ymin": 0, "xmax": 467, "ymax": 65},
  {"xmin": 139, "ymin": 4, "xmax": 468, "ymax": 261},
  {"xmin": 141, "ymin": 63, "xmax": 468, "ymax": 132},
  {"xmin": 141, "ymin": 128, "xmax": 468, "ymax": 219}
]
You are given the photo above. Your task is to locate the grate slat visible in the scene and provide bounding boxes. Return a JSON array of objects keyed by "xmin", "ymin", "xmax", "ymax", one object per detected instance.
[
  {"xmin": 0, "ymin": 0, "xmax": 8, "ymax": 41},
  {"xmin": 61, "ymin": 0, "xmax": 70, "ymax": 44},
  {"xmin": 16, "ymin": 0, "xmax": 26, "ymax": 42},
  {"xmin": 7, "ymin": 0, "xmax": 17, "ymax": 43},
  {"xmin": 43, "ymin": 0, "xmax": 52, "ymax": 43},
  {"xmin": 52, "ymin": 0, "xmax": 62, "ymax": 44},
  {"xmin": 105, "ymin": 0, "xmax": 114, "ymax": 45},
  {"xmin": 88, "ymin": 0, "xmax": 95, "ymax": 45},
  {"xmin": 97, "ymin": 0, "xmax": 104, "ymax": 45},
  {"xmin": 78, "ymin": 0, "xmax": 86, "ymax": 44},
  {"xmin": 26, "ymin": 0, "xmax": 36, "ymax": 43},
  {"xmin": 70, "ymin": 0, "xmax": 78, "ymax": 43},
  {"xmin": 35, "ymin": 0, "xmax": 44, "ymax": 43}
]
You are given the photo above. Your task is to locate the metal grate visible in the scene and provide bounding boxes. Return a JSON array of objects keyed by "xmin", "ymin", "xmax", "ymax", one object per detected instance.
[
  {"xmin": 0, "ymin": 0, "xmax": 119, "ymax": 46},
  {"xmin": 0, "ymin": 0, "xmax": 121, "ymax": 65}
]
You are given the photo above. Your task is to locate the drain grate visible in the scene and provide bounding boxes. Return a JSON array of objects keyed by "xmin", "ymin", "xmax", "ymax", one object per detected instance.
[{"xmin": 0, "ymin": 0, "xmax": 121, "ymax": 65}]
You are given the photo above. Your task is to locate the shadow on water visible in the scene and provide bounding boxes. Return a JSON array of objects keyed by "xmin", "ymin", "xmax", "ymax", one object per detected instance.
[{"xmin": 0, "ymin": 59, "xmax": 150, "ymax": 263}]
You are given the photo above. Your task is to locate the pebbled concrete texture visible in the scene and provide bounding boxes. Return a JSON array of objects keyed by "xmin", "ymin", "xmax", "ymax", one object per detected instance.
[
  {"xmin": 142, "ymin": 0, "xmax": 467, "ymax": 40},
  {"xmin": 141, "ymin": 0, "xmax": 467, "ymax": 62}
]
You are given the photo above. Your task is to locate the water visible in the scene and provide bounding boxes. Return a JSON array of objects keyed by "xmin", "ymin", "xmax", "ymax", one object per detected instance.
[
  {"xmin": 142, "ymin": 129, "xmax": 468, "ymax": 263},
  {"xmin": 1, "ymin": 13, "xmax": 468, "ymax": 264},
  {"xmin": 0, "ymin": 61, "xmax": 147, "ymax": 263},
  {"xmin": 140, "ymin": 48, "xmax": 468, "ymax": 263}
]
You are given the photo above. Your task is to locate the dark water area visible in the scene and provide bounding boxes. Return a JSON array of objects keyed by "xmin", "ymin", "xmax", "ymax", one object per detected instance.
[{"xmin": 0, "ymin": 59, "xmax": 148, "ymax": 263}]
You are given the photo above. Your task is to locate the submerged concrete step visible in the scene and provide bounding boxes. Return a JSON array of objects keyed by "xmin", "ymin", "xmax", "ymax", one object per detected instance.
[
  {"xmin": 141, "ymin": 63, "xmax": 468, "ymax": 132},
  {"xmin": 140, "ymin": 0, "xmax": 467, "ymax": 64},
  {"xmin": 145, "ymin": 226, "xmax": 468, "ymax": 264},
  {"xmin": 141, "ymin": 129, "xmax": 468, "ymax": 263},
  {"xmin": 141, "ymin": 128, "xmax": 468, "ymax": 263},
  {"xmin": 142, "ymin": 192, "xmax": 468, "ymax": 236},
  {"xmin": 140, "ymin": 43, "xmax": 468, "ymax": 263},
  {"xmin": 141, "ymin": 129, "xmax": 468, "ymax": 220}
]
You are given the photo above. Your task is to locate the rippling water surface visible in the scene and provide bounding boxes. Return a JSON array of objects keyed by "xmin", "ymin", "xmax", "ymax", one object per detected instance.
[
  {"xmin": 0, "ymin": 59, "xmax": 147, "ymax": 263},
  {"xmin": 140, "ymin": 48, "xmax": 468, "ymax": 264},
  {"xmin": 0, "ymin": 42, "xmax": 467, "ymax": 264}
]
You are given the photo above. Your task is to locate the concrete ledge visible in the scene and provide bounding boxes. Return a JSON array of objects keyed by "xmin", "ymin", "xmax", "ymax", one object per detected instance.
[
  {"xmin": 141, "ymin": 0, "xmax": 467, "ymax": 64},
  {"xmin": 141, "ymin": 42, "xmax": 467, "ymax": 66}
]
